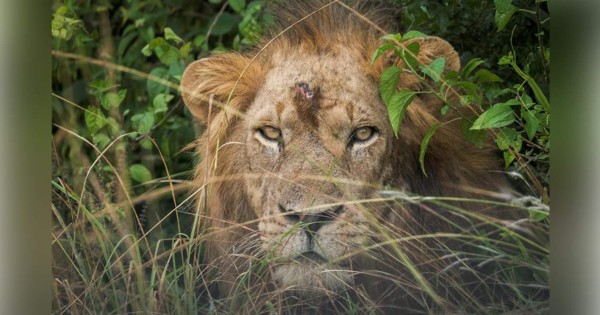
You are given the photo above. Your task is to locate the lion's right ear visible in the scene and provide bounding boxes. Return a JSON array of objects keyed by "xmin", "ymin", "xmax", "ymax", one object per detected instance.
[{"xmin": 181, "ymin": 54, "xmax": 261, "ymax": 124}]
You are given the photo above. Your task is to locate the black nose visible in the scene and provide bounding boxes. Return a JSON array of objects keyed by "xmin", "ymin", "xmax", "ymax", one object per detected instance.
[{"xmin": 278, "ymin": 204, "xmax": 344, "ymax": 233}]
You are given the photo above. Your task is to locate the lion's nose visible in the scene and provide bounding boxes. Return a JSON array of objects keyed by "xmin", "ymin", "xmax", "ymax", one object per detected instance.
[{"xmin": 278, "ymin": 204, "xmax": 344, "ymax": 234}]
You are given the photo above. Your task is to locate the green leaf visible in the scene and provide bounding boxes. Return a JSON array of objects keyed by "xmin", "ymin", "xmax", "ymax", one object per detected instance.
[
  {"xmin": 401, "ymin": 42, "xmax": 420, "ymax": 70},
  {"xmin": 155, "ymin": 43, "xmax": 180, "ymax": 66},
  {"xmin": 209, "ymin": 13, "xmax": 237, "ymax": 36},
  {"xmin": 402, "ymin": 30, "xmax": 427, "ymax": 40},
  {"xmin": 498, "ymin": 52, "xmax": 514, "ymax": 66},
  {"xmin": 131, "ymin": 112, "xmax": 155, "ymax": 134},
  {"xmin": 146, "ymin": 67, "xmax": 170, "ymax": 97},
  {"xmin": 494, "ymin": 0, "xmax": 518, "ymax": 32},
  {"xmin": 84, "ymin": 107, "xmax": 107, "ymax": 134},
  {"xmin": 461, "ymin": 58, "xmax": 485, "ymax": 79},
  {"xmin": 164, "ymin": 27, "xmax": 183, "ymax": 44},
  {"xmin": 474, "ymin": 69, "xmax": 503, "ymax": 84},
  {"xmin": 387, "ymin": 90, "xmax": 416, "ymax": 137},
  {"xmin": 470, "ymin": 100, "xmax": 519, "ymax": 130},
  {"xmin": 495, "ymin": 127, "xmax": 519, "ymax": 150},
  {"xmin": 496, "ymin": 127, "xmax": 522, "ymax": 166},
  {"xmin": 228, "ymin": 0, "xmax": 246, "ymax": 12},
  {"xmin": 529, "ymin": 209, "xmax": 549, "ymax": 222},
  {"xmin": 379, "ymin": 66, "xmax": 402, "ymax": 105},
  {"xmin": 461, "ymin": 118, "xmax": 485, "ymax": 148},
  {"xmin": 371, "ymin": 42, "xmax": 394, "ymax": 64},
  {"xmin": 419, "ymin": 123, "xmax": 441, "ymax": 176},
  {"xmin": 100, "ymin": 89, "xmax": 127, "ymax": 110},
  {"xmin": 420, "ymin": 57, "xmax": 445, "ymax": 82},
  {"xmin": 179, "ymin": 42, "xmax": 191, "ymax": 59},
  {"xmin": 129, "ymin": 164, "xmax": 152, "ymax": 183},
  {"xmin": 92, "ymin": 133, "xmax": 110, "ymax": 150},
  {"xmin": 153, "ymin": 93, "xmax": 174, "ymax": 113},
  {"xmin": 522, "ymin": 109, "xmax": 539, "ymax": 140},
  {"xmin": 141, "ymin": 37, "xmax": 165, "ymax": 57},
  {"xmin": 440, "ymin": 104, "xmax": 450, "ymax": 116}
]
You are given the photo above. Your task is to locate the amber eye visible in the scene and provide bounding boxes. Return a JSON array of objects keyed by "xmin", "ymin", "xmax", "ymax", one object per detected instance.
[
  {"xmin": 352, "ymin": 126, "xmax": 376, "ymax": 142},
  {"xmin": 258, "ymin": 126, "xmax": 282, "ymax": 141}
]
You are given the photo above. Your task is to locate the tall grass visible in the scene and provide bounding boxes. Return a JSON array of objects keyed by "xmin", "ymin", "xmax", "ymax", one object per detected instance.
[{"xmin": 52, "ymin": 152, "xmax": 549, "ymax": 314}]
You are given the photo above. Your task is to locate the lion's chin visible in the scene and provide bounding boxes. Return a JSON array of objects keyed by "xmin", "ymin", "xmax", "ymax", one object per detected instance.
[{"xmin": 271, "ymin": 260, "xmax": 353, "ymax": 297}]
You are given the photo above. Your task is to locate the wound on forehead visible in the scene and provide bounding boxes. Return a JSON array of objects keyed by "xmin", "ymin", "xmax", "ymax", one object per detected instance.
[{"xmin": 293, "ymin": 81, "xmax": 320, "ymax": 128}]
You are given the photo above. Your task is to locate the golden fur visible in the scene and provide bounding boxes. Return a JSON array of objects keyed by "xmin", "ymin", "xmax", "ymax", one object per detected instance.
[{"xmin": 181, "ymin": 1, "xmax": 515, "ymax": 313}]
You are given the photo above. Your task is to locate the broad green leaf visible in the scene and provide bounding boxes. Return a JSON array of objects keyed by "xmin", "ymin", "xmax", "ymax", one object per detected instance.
[
  {"xmin": 496, "ymin": 127, "xmax": 522, "ymax": 167},
  {"xmin": 129, "ymin": 164, "xmax": 152, "ymax": 183},
  {"xmin": 420, "ymin": 57, "xmax": 445, "ymax": 82},
  {"xmin": 155, "ymin": 43, "xmax": 180, "ymax": 66},
  {"xmin": 209, "ymin": 13, "xmax": 237, "ymax": 36},
  {"xmin": 228, "ymin": 0, "xmax": 246, "ymax": 12},
  {"xmin": 494, "ymin": 0, "xmax": 518, "ymax": 32},
  {"xmin": 522, "ymin": 109, "xmax": 539, "ymax": 140},
  {"xmin": 521, "ymin": 94, "xmax": 535, "ymax": 108},
  {"xmin": 153, "ymin": 93, "xmax": 174, "ymax": 113},
  {"xmin": 495, "ymin": 127, "xmax": 519, "ymax": 150},
  {"xmin": 474, "ymin": 69, "xmax": 503, "ymax": 84},
  {"xmin": 379, "ymin": 66, "xmax": 402, "ymax": 105},
  {"xmin": 400, "ymin": 42, "xmax": 420, "ymax": 70},
  {"xmin": 371, "ymin": 42, "xmax": 394, "ymax": 64},
  {"xmin": 179, "ymin": 42, "xmax": 191, "ymax": 59},
  {"xmin": 470, "ymin": 104, "xmax": 515, "ymax": 130},
  {"xmin": 84, "ymin": 107, "xmax": 107, "ymax": 134},
  {"xmin": 141, "ymin": 37, "xmax": 165, "ymax": 56},
  {"xmin": 146, "ymin": 67, "xmax": 170, "ymax": 97},
  {"xmin": 419, "ymin": 123, "xmax": 441, "ymax": 176},
  {"xmin": 131, "ymin": 112, "xmax": 155, "ymax": 134},
  {"xmin": 100, "ymin": 89, "xmax": 127, "ymax": 110},
  {"xmin": 168, "ymin": 62, "xmax": 184, "ymax": 82},
  {"xmin": 164, "ymin": 27, "xmax": 183, "ymax": 44},
  {"xmin": 140, "ymin": 138, "xmax": 153, "ymax": 150},
  {"xmin": 461, "ymin": 118, "xmax": 485, "ymax": 148},
  {"xmin": 461, "ymin": 58, "xmax": 485, "ymax": 79},
  {"xmin": 387, "ymin": 90, "xmax": 416, "ymax": 137},
  {"xmin": 92, "ymin": 133, "xmax": 111, "ymax": 149},
  {"xmin": 402, "ymin": 30, "xmax": 427, "ymax": 40}
]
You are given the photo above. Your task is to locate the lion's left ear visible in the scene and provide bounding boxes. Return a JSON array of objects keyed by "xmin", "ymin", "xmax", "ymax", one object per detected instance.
[{"xmin": 403, "ymin": 36, "xmax": 460, "ymax": 73}]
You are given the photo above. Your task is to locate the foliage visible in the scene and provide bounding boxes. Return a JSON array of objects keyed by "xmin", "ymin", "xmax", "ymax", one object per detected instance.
[
  {"xmin": 386, "ymin": 0, "xmax": 550, "ymax": 198},
  {"xmin": 371, "ymin": 2, "xmax": 550, "ymax": 308},
  {"xmin": 52, "ymin": 0, "xmax": 269, "ymax": 313}
]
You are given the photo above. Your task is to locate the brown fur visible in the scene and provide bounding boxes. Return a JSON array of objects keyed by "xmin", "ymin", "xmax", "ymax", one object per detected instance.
[{"xmin": 181, "ymin": 1, "xmax": 515, "ymax": 313}]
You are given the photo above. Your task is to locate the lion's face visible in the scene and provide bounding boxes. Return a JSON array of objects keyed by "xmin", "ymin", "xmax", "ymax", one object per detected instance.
[
  {"xmin": 179, "ymin": 2, "xmax": 476, "ymax": 298},
  {"xmin": 242, "ymin": 50, "xmax": 395, "ymax": 291}
]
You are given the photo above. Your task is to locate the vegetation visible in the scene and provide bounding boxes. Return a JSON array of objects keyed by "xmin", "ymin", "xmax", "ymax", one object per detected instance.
[{"xmin": 51, "ymin": 0, "xmax": 549, "ymax": 313}]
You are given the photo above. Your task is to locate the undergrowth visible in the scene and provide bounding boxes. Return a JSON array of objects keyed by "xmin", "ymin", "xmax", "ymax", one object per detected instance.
[{"xmin": 52, "ymin": 0, "xmax": 549, "ymax": 314}]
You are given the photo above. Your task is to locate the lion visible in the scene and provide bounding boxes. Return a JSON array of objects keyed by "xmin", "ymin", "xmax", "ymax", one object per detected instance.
[{"xmin": 181, "ymin": 1, "xmax": 519, "ymax": 313}]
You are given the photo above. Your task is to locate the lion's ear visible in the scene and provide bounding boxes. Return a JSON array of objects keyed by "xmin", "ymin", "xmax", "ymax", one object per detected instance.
[
  {"xmin": 403, "ymin": 36, "xmax": 460, "ymax": 73},
  {"xmin": 181, "ymin": 53, "xmax": 260, "ymax": 124}
]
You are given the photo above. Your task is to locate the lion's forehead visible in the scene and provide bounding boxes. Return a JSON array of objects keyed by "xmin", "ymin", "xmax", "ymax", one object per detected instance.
[
  {"xmin": 248, "ymin": 50, "xmax": 384, "ymax": 128},
  {"xmin": 260, "ymin": 52, "xmax": 375, "ymax": 102}
]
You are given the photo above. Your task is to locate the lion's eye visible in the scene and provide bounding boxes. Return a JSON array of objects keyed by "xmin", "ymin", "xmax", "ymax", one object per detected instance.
[
  {"xmin": 258, "ymin": 126, "xmax": 282, "ymax": 141},
  {"xmin": 351, "ymin": 126, "xmax": 376, "ymax": 143}
]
